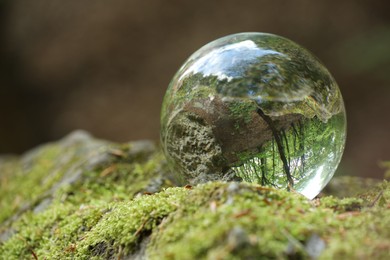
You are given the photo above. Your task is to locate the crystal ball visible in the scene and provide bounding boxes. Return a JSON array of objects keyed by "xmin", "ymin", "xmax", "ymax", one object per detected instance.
[{"xmin": 160, "ymin": 32, "xmax": 346, "ymax": 199}]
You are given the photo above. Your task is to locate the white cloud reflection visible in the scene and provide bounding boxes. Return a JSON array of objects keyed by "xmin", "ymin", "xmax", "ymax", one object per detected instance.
[{"xmin": 179, "ymin": 40, "xmax": 283, "ymax": 81}]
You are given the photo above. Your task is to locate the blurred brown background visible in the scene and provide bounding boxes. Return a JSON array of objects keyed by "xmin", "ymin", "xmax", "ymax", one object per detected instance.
[{"xmin": 0, "ymin": 0, "xmax": 389, "ymax": 178}]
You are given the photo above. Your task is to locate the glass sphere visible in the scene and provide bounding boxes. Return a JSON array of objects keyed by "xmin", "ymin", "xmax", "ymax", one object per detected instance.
[{"xmin": 160, "ymin": 32, "xmax": 346, "ymax": 199}]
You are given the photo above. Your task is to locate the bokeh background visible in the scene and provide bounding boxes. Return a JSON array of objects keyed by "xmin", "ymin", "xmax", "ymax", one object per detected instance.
[{"xmin": 1, "ymin": 0, "xmax": 389, "ymax": 178}]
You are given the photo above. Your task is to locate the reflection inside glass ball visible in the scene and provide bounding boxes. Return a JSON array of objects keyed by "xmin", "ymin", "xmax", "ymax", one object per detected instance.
[{"xmin": 160, "ymin": 32, "xmax": 346, "ymax": 199}]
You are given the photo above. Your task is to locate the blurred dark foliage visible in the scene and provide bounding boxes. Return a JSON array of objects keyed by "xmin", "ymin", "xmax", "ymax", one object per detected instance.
[{"xmin": 0, "ymin": 0, "xmax": 389, "ymax": 178}]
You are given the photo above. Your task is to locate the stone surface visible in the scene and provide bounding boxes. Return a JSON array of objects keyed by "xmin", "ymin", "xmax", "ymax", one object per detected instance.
[{"xmin": 0, "ymin": 131, "xmax": 389, "ymax": 259}]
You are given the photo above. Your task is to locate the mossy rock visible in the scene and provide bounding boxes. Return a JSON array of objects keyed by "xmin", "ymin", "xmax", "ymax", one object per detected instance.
[{"xmin": 0, "ymin": 131, "xmax": 389, "ymax": 259}]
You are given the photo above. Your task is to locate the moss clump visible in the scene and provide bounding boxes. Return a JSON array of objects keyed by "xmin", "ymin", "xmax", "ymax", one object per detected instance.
[
  {"xmin": 148, "ymin": 183, "xmax": 314, "ymax": 259},
  {"xmin": 0, "ymin": 131, "xmax": 172, "ymax": 259},
  {"xmin": 147, "ymin": 182, "xmax": 390, "ymax": 259},
  {"xmin": 320, "ymin": 176, "xmax": 381, "ymax": 198},
  {"xmin": 76, "ymin": 187, "xmax": 189, "ymax": 258},
  {"xmin": 228, "ymin": 100, "xmax": 257, "ymax": 129},
  {"xmin": 0, "ymin": 145, "xmax": 63, "ymax": 224},
  {"xmin": 0, "ymin": 202, "xmax": 104, "ymax": 258},
  {"xmin": 1, "ymin": 132, "xmax": 389, "ymax": 259}
]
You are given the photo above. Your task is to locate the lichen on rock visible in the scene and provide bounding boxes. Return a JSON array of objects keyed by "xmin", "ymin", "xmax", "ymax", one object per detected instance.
[{"xmin": 0, "ymin": 131, "xmax": 389, "ymax": 259}]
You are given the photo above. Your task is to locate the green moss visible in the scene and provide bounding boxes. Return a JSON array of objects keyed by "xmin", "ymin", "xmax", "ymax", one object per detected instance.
[
  {"xmin": 0, "ymin": 202, "xmax": 104, "ymax": 259},
  {"xmin": 358, "ymin": 180, "xmax": 390, "ymax": 207},
  {"xmin": 0, "ymin": 136, "xmax": 173, "ymax": 259},
  {"xmin": 322, "ymin": 207, "xmax": 390, "ymax": 259},
  {"xmin": 319, "ymin": 196, "xmax": 364, "ymax": 212},
  {"xmin": 148, "ymin": 183, "xmax": 319, "ymax": 259},
  {"xmin": 227, "ymin": 100, "xmax": 257, "ymax": 130},
  {"xmin": 0, "ymin": 144, "xmax": 63, "ymax": 224},
  {"xmin": 1, "ymin": 135, "xmax": 390, "ymax": 259},
  {"xmin": 61, "ymin": 151, "xmax": 169, "ymax": 206},
  {"xmin": 321, "ymin": 176, "xmax": 381, "ymax": 198},
  {"xmin": 171, "ymin": 77, "xmax": 218, "ymax": 111},
  {"xmin": 75, "ymin": 187, "xmax": 189, "ymax": 258},
  {"xmin": 148, "ymin": 182, "xmax": 390, "ymax": 259}
]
